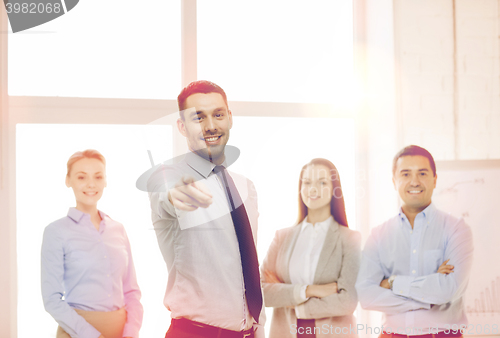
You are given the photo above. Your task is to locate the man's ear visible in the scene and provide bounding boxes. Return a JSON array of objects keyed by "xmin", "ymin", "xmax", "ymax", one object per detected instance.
[
  {"xmin": 434, "ymin": 173, "xmax": 437, "ymax": 188},
  {"xmin": 392, "ymin": 176, "xmax": 397, "ymax": 190},
  {"xmin": 228, "ymin": 110, "xmax": 233, "ymax": 129},
  {"xmin": 65, "ymin": 175, "xmax": 70, "ymax": 188},
  {"xmin": 177, "ymin": 118, "xmax": 187, "ymax": 137}
]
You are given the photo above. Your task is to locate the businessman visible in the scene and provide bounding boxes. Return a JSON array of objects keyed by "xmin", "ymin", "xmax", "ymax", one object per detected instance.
[
  {"xmin": 355, "ymin": 145, "xmax": 473, "ymax": 338},
  {"xmin": 147, "ymin": 80, "xmax": 264, "ymax": 338}
]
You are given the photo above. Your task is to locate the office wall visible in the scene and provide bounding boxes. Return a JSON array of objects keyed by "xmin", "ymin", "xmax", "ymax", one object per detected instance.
[{"xmin": 394, "ymin": 0, "xmax": 500, "ymax": 160}]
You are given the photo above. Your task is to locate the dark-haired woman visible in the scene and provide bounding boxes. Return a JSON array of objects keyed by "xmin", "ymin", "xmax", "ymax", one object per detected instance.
[
  {"xmin": 262, "ymin": 158, "xmax": 361, "ymax": 338},
  {"xmin": 41, "ymin": 150, "xmax": 143, "ymax": 338}
]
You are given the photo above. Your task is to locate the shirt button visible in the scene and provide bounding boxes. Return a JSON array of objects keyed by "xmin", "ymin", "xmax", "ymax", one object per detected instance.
[
  {"xmin": 104, "ymin": 256, "xmax": 107, "ymax": 258},
  {"xmin": 410, "ymin": 231, "xmax": 413, "ymax": 234},
  {"xmin": 108, "ymin": 294, "xmax": 111, "ymax": 297},
  {"xmin": 412, "ymin": 270, "xmax": 416, "ymax": 274},
  {"xmin": 107, "ymin": 274, "xmax": 110, "ymax": 277},
  {"xmin": 413, "ymin": 250, "xmax": 416, "ymax": 254}
]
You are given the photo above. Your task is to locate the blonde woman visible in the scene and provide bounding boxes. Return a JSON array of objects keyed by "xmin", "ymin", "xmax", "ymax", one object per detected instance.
[
  {"xmin": 262, "ymin": 158, "xmax": 361, "ymax": 338},
  {"xmin": 41, "ymin": 150, "xmax": 143, "ymax": 338}
]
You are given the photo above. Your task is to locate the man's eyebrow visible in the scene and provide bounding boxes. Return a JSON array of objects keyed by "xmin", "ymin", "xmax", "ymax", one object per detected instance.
[
  {"xmin": 418, "ymin": 168, "xmax": 430, "ymax": 171},
  {"xmin": 74, "ymin": 171, "xmax": 87, "ymax": 175},
  {"xmin": 188, "ymin": 110, "xmax": 205, "ymax": 118}
]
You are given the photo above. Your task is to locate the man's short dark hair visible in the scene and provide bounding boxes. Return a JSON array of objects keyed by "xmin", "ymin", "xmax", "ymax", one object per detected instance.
[
  {"xmin": 177, "ymin": 80, "xmax": 229, "ymax": 119},
  {"xmin": 392, "ymin": 145, "xmax": 436, "ymax": 177}
]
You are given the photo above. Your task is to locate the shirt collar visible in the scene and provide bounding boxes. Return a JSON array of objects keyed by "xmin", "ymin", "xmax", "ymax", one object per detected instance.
[
  {"xmin": 185, "ymin": 151, "xmax": 215, "ymax": 178},
  {"xmin": 398, "ymin": 202, "xmax": 436, "ymax": 223},
  {"xmin": 185, "ymin": 146, "xmax": 240, "ymax": 178},
  {"xmin": 301, "ymin": 215, "xmax": 335, "ymax": 232},
  {"xmin": 67, "ymin": 207, "xmax": 108, "ymax": 225}
]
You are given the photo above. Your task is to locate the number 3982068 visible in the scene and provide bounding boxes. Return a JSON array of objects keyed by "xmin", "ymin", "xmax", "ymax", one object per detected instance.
[{"xmin": 5, "ymin": 3, "xmax": 62, "ymax": 14}]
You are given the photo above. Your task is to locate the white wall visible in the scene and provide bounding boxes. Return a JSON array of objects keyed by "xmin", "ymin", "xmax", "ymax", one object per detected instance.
[{"xmin": 395, "ymin": 0, "xmax": 500, "ymax": 160}]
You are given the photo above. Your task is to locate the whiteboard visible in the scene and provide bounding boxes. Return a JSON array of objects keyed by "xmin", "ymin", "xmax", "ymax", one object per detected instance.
[{"xmin": 433, "ymin": 160, "xmax": 500, "ymax": 335}]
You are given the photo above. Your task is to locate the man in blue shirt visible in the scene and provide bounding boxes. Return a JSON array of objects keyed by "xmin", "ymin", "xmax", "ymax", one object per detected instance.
[{"xmin": 356, "ymin": 145, "xmax": 473, "ymax": 338}]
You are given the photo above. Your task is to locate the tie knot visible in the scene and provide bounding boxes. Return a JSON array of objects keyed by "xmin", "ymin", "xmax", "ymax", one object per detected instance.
[{"xmin": 213, "ymin": 165, "xmax": 225, "ymax": 174}]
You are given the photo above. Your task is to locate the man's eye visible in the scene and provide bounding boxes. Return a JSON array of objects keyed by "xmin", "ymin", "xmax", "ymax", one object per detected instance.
[
  {"xmin": 215, "ymin": 113, "xmax": 223, "ymax": 118},
  {"xmin": 402, "ymin": 173, "xmax": 408, "ymax": 177},
  {"xmin": 96, "ymin": 176, "xmax": 103, "ymax": 179},
  {"xmin": 78, "ymin": 177, "xmax": 84, "ymax": 180},
  {"xmin": 420, "ymin": 172, "xmax": 426, "ymax": 176}
]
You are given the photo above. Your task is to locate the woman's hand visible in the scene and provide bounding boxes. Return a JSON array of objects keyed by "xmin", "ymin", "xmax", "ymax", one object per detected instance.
[
  {"xmin": 306, "ymin": 282, "xmax": 338, "ymax": 298},
  {"xmin": 264, "ymin": 269, "xmax": 283, "ymax": 283},
  {"xmin": 437, "ymin": 259, "xmax": 454, "ymax": 274}
]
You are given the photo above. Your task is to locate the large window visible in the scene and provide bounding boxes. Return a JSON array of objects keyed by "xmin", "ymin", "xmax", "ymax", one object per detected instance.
[
  {"xmin": 197, "ymin": 0, "xmax": 354, "ymax": 104},
  {"xmin": 8, "ymin": 0, "xmax": 181, "ymax": 99}
]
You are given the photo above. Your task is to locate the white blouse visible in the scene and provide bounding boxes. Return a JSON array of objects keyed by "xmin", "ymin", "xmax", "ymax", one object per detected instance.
[{"xmin": 289, "ymin": 216, "xmax": 332, "ymax": 303}]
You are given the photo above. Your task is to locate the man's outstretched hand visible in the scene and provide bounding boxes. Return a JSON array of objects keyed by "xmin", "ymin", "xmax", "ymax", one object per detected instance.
[{"xmin": 168, "ymin": 175, "xmax": 213, "ymax": 211}]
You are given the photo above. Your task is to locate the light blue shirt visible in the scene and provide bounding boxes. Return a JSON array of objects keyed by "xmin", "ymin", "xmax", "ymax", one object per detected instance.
[
  {"xmin": 41, "ymin": 208, "xmax": 143, "ymax": 338},
  {"xmin": 355, "ymin": 203, "xmax": 473, "ymax": 334}
]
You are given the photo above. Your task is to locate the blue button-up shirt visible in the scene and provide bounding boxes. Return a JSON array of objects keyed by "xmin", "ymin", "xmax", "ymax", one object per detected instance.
[
  {"xmin": 355, "ymin": 203, "xmax": 473, "ymax": 334},
  {"xmin": 41, "ymin": 208, "xmax": 143, "ymax": 338}
]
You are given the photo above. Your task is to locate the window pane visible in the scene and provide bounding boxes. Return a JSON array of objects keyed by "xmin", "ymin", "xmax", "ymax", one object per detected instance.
[
  {"xmin": 17, "ymin": 124, "xmax": 172, "ymax": 337},
  {"xmin": 8, "ymin": 0, "xmax": 180, "ymax": 99},
  {"xmin": 198, "ymin": 0, "xmax": 354, "ymax": 104}
]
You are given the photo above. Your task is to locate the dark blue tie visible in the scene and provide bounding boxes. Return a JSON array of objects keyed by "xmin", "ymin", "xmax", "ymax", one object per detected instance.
[{"xmin": 213, "ymin": 165, "xmax": 263, "ymax": 323}]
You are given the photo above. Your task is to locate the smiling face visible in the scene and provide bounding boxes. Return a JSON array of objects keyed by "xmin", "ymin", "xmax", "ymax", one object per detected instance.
[
  {"xmin": 66, "ymin": 157, "xmax": 106, "ymax": 210},
  {"xmin": 300, "ymin": 164, "xmax": 333, "ymax": 214},
  {"xmin": 177, "ymin": 92, "xmax": 232, "ymax": 165},
  {"xmin": 393, "ymin": 155, "xmax": 437, "ymax": 215}
]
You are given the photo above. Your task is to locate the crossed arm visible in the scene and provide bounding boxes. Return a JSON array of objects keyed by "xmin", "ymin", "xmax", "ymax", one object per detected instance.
[
  {"xmin": 379, "ymin": 259, "xmax": 454, "ymax": 289},
  {"xmin": 262, "ymin": 229, "xmax": 361, "ymax": 319},
  {"xmin": 355, "ymin": 220, "xmax": 473, "ymax": 314}
]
